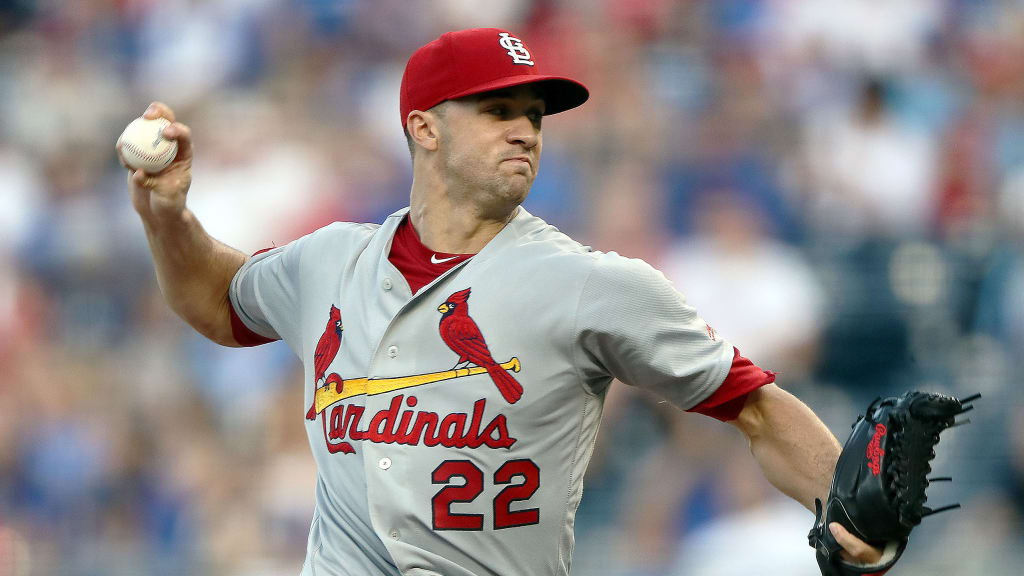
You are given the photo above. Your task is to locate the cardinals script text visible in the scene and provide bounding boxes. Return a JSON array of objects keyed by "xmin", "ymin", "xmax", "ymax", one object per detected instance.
[{"xmin": 319, "ymin": 394, "xmax": 517, "ymax": 454}]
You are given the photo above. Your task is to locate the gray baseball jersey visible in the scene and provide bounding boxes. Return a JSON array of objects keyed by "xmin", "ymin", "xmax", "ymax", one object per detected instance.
[{"xmin": 229, "ymin": 207, "xmax": 741, "ymax": 576}]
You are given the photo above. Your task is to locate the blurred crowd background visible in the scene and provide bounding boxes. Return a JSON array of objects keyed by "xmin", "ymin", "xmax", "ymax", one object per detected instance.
[{"xmin": 0, "ymin": 0, "xmax": 1022, "ymax": 574}]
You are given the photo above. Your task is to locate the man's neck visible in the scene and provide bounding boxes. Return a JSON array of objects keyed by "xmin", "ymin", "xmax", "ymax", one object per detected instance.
[{"xmin": 408, "ymin": 174, "xmax": 518, "ymax": 254}]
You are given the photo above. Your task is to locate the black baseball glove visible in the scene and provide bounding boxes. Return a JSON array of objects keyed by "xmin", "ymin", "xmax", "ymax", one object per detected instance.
[{"xmin": 808, "ymin": 391, "xmax": 979, "ymax": 575}]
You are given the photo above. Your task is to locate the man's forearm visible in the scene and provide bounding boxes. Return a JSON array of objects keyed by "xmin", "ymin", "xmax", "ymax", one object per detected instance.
[
  {"xmin": 730, "ymin": 384, "xmax": 841, "ymax": 511},
  {"xmin": 141, "ymin": 208, "xmax": 247, "ymax": 346}
]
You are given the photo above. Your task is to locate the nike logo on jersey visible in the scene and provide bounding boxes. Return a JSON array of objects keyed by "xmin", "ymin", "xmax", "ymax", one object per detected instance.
[{"xmin": 431, "ymin": 254, "xmax": 458, "ymax": 264}]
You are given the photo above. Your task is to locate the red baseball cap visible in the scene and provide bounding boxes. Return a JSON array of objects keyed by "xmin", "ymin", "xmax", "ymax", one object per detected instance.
[{"xmin": 400, "ymin": 28, "xmax": 589, "ymax": 130}]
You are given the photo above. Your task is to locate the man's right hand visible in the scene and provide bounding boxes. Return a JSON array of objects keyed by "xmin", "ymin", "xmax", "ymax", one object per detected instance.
[{"xmin": 117, "ymin": 101, "xmax": 194, "ymax": 223}]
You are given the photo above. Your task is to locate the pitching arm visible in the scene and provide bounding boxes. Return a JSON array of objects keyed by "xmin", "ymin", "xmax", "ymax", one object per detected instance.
[
  {"xmin": 119, "ymin": 102, "xmax": 247, "ymax": 347},
  {"xmin": 729, "ymin": 383, "xmax": 883, "ymax": 563},
  {"xmin": 144, "ymin": 210, "xmax": 246, "ymax": 347}
]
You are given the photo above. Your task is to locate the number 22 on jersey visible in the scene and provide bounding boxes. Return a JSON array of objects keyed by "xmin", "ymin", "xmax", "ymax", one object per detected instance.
[{"xmin": 431, "ymin": 458, "xmax": 540, "ymax": 530}]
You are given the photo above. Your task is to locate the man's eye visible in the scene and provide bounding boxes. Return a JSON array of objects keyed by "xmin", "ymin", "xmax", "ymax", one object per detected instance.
[{"xmin": 488, "ymin": 107, "xmax": 506, "ymax": 116}]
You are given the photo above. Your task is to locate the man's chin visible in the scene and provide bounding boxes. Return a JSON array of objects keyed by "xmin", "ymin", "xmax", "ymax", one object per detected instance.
[
  {"xmin": 507, "ymin": 178, "xmax": 532, "ymax": 202},
  {"xmin": 484, "ymin": 181, "xmax": 530, "ymax": 215}
]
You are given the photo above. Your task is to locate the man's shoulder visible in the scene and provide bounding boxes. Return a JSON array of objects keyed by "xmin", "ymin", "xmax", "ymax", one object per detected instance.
[
  {"xmin": 513, "ymin": 211, "xmax": 663, "ymax": 276},
  {"xmin": 254, "ymin": 220, "xmax": 385, "ymax": 273},
  {"xmin": 312, "ymin": 220, "xmax": 383, "ymax": 237},
  {"xmin": 299, "ymin": 220, "xmax": 383, "ymax": 250},
  {"xmin": 511, "ymin": 209, "xmax": 596, "ymax": 260}
]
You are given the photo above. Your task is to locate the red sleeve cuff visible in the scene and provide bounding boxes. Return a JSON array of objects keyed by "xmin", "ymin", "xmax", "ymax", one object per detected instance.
[
  {"xmin": 227, "ymin": 246, "xmax": 281, "ymax": 347},
  {"xmin": 230, "ymin": 301, "xmax": 278, "ymax": 344},
  {"xmin": 228, "ymin": 299, "xmax": 278, "ymax": 347},
  {"xmin": 686, "ymin": 347, "xmax": 775, "ymax": 422}
]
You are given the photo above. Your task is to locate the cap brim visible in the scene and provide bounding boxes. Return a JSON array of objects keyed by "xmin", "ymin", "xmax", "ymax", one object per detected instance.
[{"xmin": 446, "ymin": 75, "xmax": 589, "ymax": 116}]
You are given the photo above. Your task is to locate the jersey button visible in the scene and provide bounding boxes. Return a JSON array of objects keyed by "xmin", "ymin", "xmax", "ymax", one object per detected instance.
[
  {"xmin": 382, "ymin": 278, "xmax": 393, "ymax": 291},
  {"xmin": 378, "ymin": 457, "xmax": 392, "ymax": 470},
  {"xmin": 389, "ymin": 529, "xmax": 400, "ymax": 541},
  {"xmin": 387, "ymin": 345, "xmax": 398, "ymax": 358}
]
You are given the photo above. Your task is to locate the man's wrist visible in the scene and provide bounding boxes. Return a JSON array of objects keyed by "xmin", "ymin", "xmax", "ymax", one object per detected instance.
[{"xmin": 142, "ymin": 207, "xmax": 195, "ymax": 237}]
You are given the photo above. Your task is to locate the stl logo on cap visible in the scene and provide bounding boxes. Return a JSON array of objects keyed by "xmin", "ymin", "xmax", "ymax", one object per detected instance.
[{"xmin": 498, "ymin": 32, "xmax": 534, "ymax": 66}]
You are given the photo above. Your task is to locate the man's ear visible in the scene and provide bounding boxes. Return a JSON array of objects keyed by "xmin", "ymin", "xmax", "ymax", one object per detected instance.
[{"xmin": 407, "ymin": 111, "xmax": 440, "ymax": 153}]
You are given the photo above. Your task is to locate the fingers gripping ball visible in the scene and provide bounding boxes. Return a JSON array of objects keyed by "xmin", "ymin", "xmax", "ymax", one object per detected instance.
[
  {"xmin": 808, "ymin": 391, "xmax": 980, "ymax": 576},
  {"xmin": 117, "ymin": 117, "xmax": 177, "ymax": 173}
]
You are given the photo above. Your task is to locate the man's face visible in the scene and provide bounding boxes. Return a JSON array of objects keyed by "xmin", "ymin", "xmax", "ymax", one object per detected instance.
[{"xmin": 436, "ymin": 85, "xmax": 545, "ymax": 211}]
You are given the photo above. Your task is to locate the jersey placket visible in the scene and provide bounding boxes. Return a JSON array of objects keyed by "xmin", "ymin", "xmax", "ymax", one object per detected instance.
[{"xmin": 360, "ymin": 214, "xmax": 479, "ymax": 567}]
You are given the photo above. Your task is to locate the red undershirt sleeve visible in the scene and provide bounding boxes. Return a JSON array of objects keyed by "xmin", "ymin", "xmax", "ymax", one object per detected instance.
[
  {"xmin": 229, "ymin": 303, "xmax": 278, "ymax": 347},
  {"xmin": 228, "ymin": 246, "xmax": 282, "ymax": 347},
  {"xmin": 686, "ymin": 347, "xmax": 776, "ymax": 422}
]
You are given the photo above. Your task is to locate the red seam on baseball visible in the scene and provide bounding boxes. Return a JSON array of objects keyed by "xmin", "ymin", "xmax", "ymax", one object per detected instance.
[{"xmin": 121, "ymin": 140, "xmax": 176, "ymax": 164}]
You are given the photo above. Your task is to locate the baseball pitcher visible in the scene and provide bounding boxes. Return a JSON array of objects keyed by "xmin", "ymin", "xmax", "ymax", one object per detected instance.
[{"xmin": 118, "ymin": 28, "xmax": 973, "ymax": 576}]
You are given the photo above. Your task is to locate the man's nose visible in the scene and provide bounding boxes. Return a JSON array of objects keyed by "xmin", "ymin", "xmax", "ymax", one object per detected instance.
[{"xmin": 506, "ymin": 116, "xmax": 539, "ymax": 149}]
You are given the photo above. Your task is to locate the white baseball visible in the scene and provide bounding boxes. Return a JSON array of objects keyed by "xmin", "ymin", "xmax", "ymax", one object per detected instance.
[{"xmin": 117, "ymin": 117, "xmax": 178, "ymax": 173}]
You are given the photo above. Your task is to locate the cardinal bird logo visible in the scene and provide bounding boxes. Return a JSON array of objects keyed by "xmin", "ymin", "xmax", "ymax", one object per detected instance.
[
  {"xmin": 307, "ymin": 305, "xmax": 344, "ymax": 420},
  {"xmin": 438, "ymin": 288, "xmax": 523, "ymax": 404}
]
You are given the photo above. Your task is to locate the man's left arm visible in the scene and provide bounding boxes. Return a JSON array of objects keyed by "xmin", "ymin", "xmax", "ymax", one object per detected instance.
[{"xmin": 729, "ymin": 383, "xmax": 882, "ymax": 563}]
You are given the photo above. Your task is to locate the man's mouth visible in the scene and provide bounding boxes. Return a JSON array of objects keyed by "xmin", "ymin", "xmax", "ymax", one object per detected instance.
[{"xmin": 503, "ymin": 156, "xmax": 532, "ymax": 168}]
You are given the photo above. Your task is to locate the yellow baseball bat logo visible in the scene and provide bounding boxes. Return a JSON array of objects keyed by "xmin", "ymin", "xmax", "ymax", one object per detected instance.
[{"xmin": 313, "ymin": 357, "xmax": 521, "ymax": 416}]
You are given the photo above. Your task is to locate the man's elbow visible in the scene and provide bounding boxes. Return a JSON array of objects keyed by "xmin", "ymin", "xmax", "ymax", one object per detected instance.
[
  {"xmin": 172, "ymin": 298, "xmax": 242, "ymax": 348},
  {"xmin": 198, "ymin": 322, "xmax": 243, "ymax": 347}
]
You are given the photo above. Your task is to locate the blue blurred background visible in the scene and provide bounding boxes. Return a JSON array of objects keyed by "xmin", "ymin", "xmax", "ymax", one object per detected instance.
[{"xmin": 0, "ymin": 1, "xmax": 1022, "ymax": 574}]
